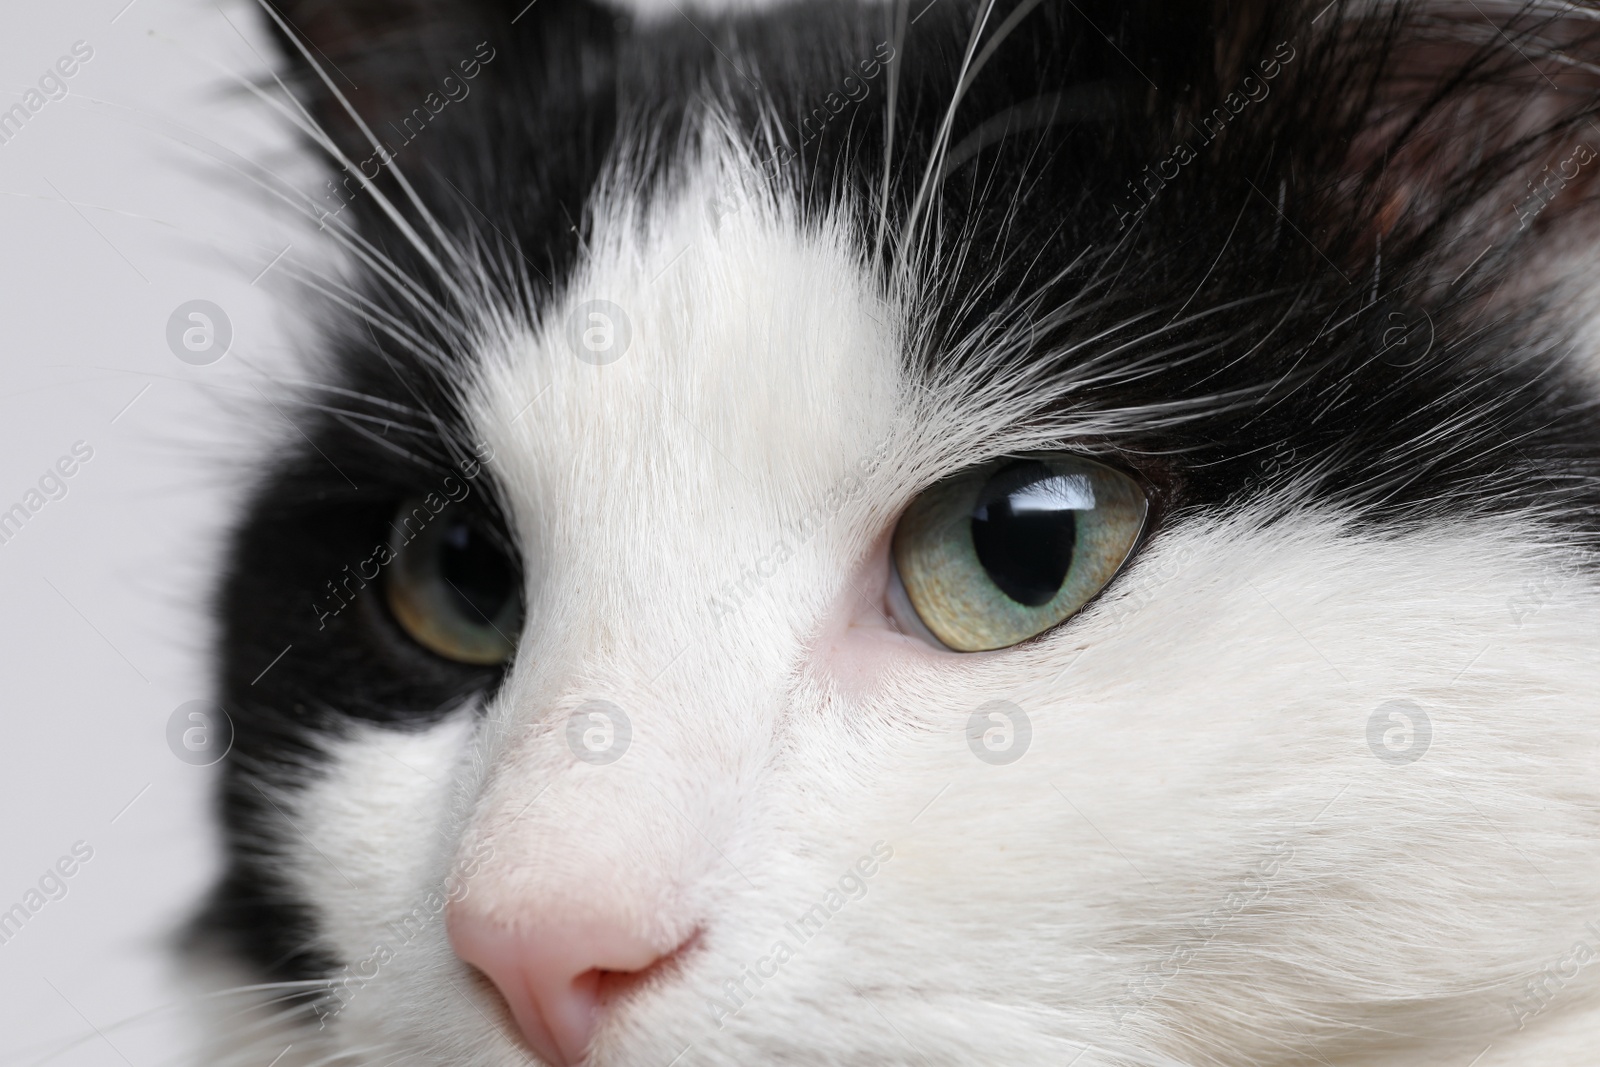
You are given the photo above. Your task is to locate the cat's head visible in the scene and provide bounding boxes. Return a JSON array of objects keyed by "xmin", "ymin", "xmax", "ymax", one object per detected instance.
[{"xmin": 197, "ymin": 0, "xmax": 1600, "ymax": 1064}]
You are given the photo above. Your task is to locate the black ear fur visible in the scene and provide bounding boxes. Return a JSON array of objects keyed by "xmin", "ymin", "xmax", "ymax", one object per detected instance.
[
  {"xmin": 1310, "ymin": 1, "xmax": 1600, "ymax": 273},
  {"xmin": 263, "ymin": 0, "xmax": 624, "ymax": 173},
  {"xmin": 1068, "ymin": 0, "xmax": 1600, "ymax": 285}
]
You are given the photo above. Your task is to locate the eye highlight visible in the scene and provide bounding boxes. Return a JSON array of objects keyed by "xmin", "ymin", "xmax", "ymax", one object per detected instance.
[
  {"xmin": 385, "ymin": 500, "xmax": 523, "ymax": 665},
  {"xmin": 890, "ymin": 455, "xmax": 1148, "ymax": 652}
]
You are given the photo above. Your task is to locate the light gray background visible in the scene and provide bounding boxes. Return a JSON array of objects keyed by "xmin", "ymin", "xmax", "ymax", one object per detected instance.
[{"xmin": 0, "ymin": 2, "xmax": 305, "ymax": 1063}]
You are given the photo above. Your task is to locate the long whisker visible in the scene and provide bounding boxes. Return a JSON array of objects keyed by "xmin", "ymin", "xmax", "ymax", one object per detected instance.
[
  {"xmin": 250, "ymin": 0, "xmax": 491, "ymax": 319},
  {"xmin": 269, "ymin": 258, "xmax": 456, "ymax": 374},
  {"xmin": 899, "ymin": 0, "xmax": 998, "ymax": 271},
  {"xmin": 21, "ymin": 980, "xmax": 332, "ymax": 1067},
  {"xmin": 873, "ymin": 0, "xmax": 912, "ymax": 275},
  {"xmin": 164, "ymin": 43, "xmax": 470, "ymax": 349},
  {"xmin": 29, "ymin": 62, "xmax": 458, "ymax": 351}
]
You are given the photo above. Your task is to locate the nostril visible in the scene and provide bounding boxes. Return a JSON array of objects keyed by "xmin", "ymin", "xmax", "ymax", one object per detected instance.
[
  {"xmin": 587, "ymin": 926, "xmax": 701, "ymax": 1005},
  {"xmin": 447, "ymin": 909, "xmax": 695, "ymax": 1066}
]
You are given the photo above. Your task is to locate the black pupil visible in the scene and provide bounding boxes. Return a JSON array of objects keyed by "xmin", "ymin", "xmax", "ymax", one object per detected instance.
[
  {"xmin": 438, "ymin": 521, "xmax": 515, "ymax": 624},
  {"xmin": 970, "ymin": 461, "xmax": 1081, "ymax": 607}
]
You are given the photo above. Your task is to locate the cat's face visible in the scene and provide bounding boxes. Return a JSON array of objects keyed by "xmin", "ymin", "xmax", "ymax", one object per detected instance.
[{"xmin": 199, "ymin": 1, "xmax": 1600, "ymax": 1064}]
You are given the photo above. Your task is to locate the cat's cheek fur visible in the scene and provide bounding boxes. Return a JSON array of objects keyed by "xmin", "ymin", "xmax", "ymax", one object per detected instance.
[
  {"xmin": 280, "ymin": 511, "xmax": 1600, "ymax": 1066},
  {"xmin": 267, "ymin": 712, "xmax": 513, "ymax": 1059}
]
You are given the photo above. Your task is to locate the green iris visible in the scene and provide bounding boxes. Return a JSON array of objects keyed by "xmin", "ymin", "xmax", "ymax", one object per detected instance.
[
  {"xmin": 386, "ymin": 501, "xmax": 523, "ymax": 665},
  {"xmin": 892, "ymin": 455, "xmax": 1148, "ymax": 651}
]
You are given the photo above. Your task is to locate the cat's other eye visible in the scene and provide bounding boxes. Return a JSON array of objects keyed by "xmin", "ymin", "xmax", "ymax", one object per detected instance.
[
  {"xmin": 385, "ymin": 500, "xmax": 523, "ymax": 665},
  {"xmin": 890, "ymin": 455, "xmax": 1148, "ymax": 652}
]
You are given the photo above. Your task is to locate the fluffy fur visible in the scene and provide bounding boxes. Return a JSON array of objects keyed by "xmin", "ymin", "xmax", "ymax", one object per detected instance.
[{"xmin": 192, "ymin": 0, "xmax": 1600, "ymax": 1063}]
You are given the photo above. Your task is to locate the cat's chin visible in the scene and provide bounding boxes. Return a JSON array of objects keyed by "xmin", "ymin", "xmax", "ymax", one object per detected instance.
[{"xmin": 192, "ymin": 950, "xmax": 1600, "ymax": 1067}]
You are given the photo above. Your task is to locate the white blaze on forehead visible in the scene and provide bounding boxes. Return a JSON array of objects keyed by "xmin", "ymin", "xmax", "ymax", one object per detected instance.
[
  {"xmin": 459, "ymin": 130, "xmax": 913, "ymax": 716},
  {"xmin": 468, "ymin": 137, "xmax": 903, "ymax": 603},
  {"xmin": 449, "ymin": 135, "xmax": 913, "ymax": 930}
]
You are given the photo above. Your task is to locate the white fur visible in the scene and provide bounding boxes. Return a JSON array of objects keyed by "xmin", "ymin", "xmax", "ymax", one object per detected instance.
[{"xmin": 234, "ymin": 133, "xmax": 1600, "ymax": 1067}]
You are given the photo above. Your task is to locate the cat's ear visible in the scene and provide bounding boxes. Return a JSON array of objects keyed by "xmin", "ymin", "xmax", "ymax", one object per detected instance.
[
  {"xmin": 1309, "ymin": 1, "xmax": 1600, "ymax": 262},
  {"xmin": 262, "ymin": 0, "xmax": 623, "ymax": 165}
]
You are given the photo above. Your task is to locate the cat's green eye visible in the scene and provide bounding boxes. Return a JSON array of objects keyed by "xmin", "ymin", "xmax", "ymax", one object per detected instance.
[
  {"xmin": 385, "ymin": 501, "xmax": 523, "ymax": 666},
  {"xmin": 891, "ymin": 455, "xmax": 1148, "ymax": 652}
]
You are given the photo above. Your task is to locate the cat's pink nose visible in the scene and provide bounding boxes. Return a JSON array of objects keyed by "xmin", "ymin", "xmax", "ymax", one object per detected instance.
[{"xmin": 446, "ymin": 904, "xmax": 681, "ymax": 1066}]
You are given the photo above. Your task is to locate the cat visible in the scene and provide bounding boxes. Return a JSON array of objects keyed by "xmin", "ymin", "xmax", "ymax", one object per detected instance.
[{"xmin": 189, "ymin": 0, "xmax": 1600, "ymax": 1064}]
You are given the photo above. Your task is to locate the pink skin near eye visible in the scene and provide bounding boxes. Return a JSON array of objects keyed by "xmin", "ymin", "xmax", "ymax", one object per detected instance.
[{"xmin": 816, "ymin": 527, "xmax": 971, "ymax": 697}]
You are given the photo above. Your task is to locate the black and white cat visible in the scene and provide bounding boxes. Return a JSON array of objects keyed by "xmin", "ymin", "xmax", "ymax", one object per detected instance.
[{"xmin": 193, "ymin": 0, "xmax": 1600, "ymax": 1063}]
